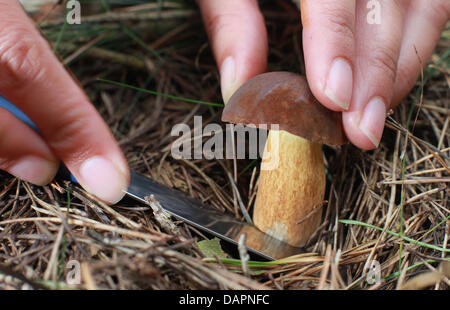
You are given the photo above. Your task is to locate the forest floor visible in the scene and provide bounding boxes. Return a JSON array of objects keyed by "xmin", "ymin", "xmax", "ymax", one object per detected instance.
[{"xmin": 0, "ymin": 0, "xmax": 449, "ymax": 290}]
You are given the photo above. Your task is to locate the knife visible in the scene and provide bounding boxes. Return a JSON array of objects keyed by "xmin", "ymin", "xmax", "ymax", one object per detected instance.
[{"xmin": 0, "ymin": 95, "xmax": 303, "ymax": 260}]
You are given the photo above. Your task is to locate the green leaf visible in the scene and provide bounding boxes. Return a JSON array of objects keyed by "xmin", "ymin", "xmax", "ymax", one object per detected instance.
[{"xmin": 197, "ymin": 238, "xmax": 228, "ymax": 259}]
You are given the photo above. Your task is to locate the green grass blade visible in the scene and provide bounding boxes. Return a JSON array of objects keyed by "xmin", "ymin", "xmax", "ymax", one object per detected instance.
[
  {"xmin": 339, "ymin": 219, "xmax": 450, "ymax": 253},
  {"xmin": 239, "ymin": 158, "xmax": 260, "ymax": 176},
  {"xmin": 203, "ymin": 254, "xmax": 320, "ymax": 268},
  {"xmin": 384, "ymin": 259, "xmax": 437, "ymax": 282},
  {"xmin": 98, "ymin": 78, "xmax": 224, "ymax": 107},
  {"xmin": 52, "ymin": 9, "xmax": 68, "ymax": 53}
]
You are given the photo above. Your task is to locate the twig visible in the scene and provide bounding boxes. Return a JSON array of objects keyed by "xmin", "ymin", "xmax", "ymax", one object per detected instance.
[{"xmin": 144, "ymin": 195, "xmax": 180, "ymax": 236}]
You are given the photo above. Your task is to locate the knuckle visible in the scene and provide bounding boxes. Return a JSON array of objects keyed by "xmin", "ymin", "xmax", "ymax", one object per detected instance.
[
  {"xmin": 204, "ymin": 12, "xmax": 237, "ymax": 38},
  {"xmin": 322, "ymin": 8, "xmax": 355, "ymax": 42},
  {"xmin": 367, "ymin": 45, "xmax": 398, "ymax": 82},
  {"xmin": 0, "ymin": 26, "xmax": 47, "ymax": 89}
]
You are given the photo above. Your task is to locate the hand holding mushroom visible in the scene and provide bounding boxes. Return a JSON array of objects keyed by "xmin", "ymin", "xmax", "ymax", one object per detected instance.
[{"xmin": 198, "ymin": 0, "xmax": 450, "ymax": 150}]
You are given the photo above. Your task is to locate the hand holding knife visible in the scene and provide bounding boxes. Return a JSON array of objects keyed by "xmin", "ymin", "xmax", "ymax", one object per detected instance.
[{"xmin": 0, "ymin": 95, "xmax": 303, "ymax": 260}]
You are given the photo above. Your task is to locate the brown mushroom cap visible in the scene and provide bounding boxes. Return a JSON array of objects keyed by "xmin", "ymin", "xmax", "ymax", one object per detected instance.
[{"xmin": 221, "ymin": 71, "xmax": 347, "ymax": 145}]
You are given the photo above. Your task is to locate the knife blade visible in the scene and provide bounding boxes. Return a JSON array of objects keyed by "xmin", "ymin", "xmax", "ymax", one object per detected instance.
[{"xmin": 0, "ymin": 95, "xmax": 303, "ymax": 260}]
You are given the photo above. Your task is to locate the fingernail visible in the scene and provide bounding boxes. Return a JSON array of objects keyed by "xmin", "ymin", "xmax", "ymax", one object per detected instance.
[
  {"xmin": 359, "ymin": 97, "xmax": 387, "ymax": 148},
  {"xmin": 325, "ymin": 58, "xmax": 353, "ymax": 110},
  {"xmin": 8, "ymin": 156, "xmax": 58, "ymax": 186},
  {"xmin": 220, "ymin": 56, "xmax": 237, "ymax": 104},
  {"xmin": 79, "ymin": 155, "xmax": 128, "ymax": 204}
]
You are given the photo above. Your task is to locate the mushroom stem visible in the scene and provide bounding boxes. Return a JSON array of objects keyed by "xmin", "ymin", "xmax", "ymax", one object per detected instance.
[{"xmin": 253, "ymin": 130, "xmax": 326, "ymax": 247}]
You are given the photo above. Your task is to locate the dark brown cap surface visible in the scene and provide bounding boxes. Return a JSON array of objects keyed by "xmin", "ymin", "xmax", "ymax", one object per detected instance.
[{"xmin": 221, "ymin": 72, "xmax": 347, "ymax": 145}]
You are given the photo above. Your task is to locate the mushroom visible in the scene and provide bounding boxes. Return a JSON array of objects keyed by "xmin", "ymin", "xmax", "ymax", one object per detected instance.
[{"xmin": 222, "ymin": 72, "xmax": 347, "ymax": 247}]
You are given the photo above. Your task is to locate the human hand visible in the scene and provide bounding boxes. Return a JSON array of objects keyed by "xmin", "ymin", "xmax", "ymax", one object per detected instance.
[
  {"xmin": 197, "ymin": 0, "xmax": 449, "ymax": 150},
  {"xmin": 0, "ymin": 1, "xmax": 129, "ymax": 204}
]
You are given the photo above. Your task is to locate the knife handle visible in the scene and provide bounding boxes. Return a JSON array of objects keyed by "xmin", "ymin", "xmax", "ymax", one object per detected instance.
[{"xmin": 0, "ymin": 95, "xmax": 78, "ymax": 183}]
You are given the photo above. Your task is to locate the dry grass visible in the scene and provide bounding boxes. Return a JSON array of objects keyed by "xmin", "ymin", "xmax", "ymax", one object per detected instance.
[{"xmin": 0, "ymin": 1, "xmax": 448, "ymax": 290}]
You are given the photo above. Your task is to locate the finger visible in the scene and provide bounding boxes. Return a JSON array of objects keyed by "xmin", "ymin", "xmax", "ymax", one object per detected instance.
[
  {"xmin": 197, "ymin": 0, "xmax": 268, "ymax": 103},
  {"xmin": 301, "ymin": 0, "xmax": 356, "ymax": 111},
  {"xmin": 0, "ymin": 107, "xmax": 59, "ymax": 185},
  {"xmin": 343, "ymin": 0, "xmax": 408, "ymax": 150},
  {"xmin": 392, "ymin": 0, "xmax": 450, "ymax": 106},
  {"xmin": 0, "ymin": 1, "xmax": 129, "ymax": 204}
]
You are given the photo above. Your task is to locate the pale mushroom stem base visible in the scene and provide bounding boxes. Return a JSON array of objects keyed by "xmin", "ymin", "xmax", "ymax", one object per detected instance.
[{"xmin": 253, "ymin": 130, "xmax": 326, "ymax": 247}]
